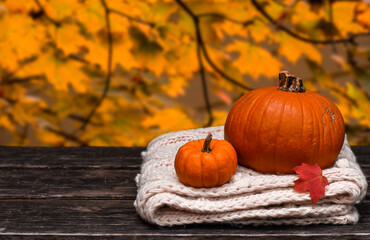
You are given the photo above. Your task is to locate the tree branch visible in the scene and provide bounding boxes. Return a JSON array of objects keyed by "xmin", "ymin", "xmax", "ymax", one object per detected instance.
[
  {"xmin": 40, "ymin": 108, "xmax": 103, "ymax": 126},
  {"xmin": 34, "ymin": 0, "xmax": 62, "ymax": 27},
  {"xmin": 251, "ymin": 0, "xmax": 370, "ymax": 45},
  {"xmin": 344, "ymin": 45, "xmax": 370, "ymax": 101},
  {"xmin": 18, "ymin": 124, "xmax": 29, "ymax": 146},
  {"xmin": 328, "ymin": 0, "xmax": 337, "ymax": 53},
  {"xmin": 196, "ymin": 34, "xmax": 213, "ymax": 127},
  {"xmin": 329, "ymin": 85, "xmax": 358, "ymax": 107},
  {"xmin": 175, "ymin": 0, "xmax": 252, "ymax": 91},
  {"xmin": 1, "ymin": 75, "xmax": 45, "ymax": 85},
  {"xmin": 198, "ymin": 12, "xmax": 255, "ymax": 27},
  {"xmin": 78, "ymin": 0, "xmax": 113, "ymax": 131},
  {"xmin": 45, "ymin": 126, "xmax": 88, "ymax": 146},
  {"xmin": 109, "ymin": 9, "xmax": 155, "ymax": 27}
]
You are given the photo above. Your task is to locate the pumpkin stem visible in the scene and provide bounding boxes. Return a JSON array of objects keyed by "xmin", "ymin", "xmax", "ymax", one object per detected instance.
[
  {"xmin": 201, "ymin": 133, "xmax": 212, "ymax": 153},
  {"xmin": 278, "ymin": 71, "xmax": 306, "ymax": 93}
]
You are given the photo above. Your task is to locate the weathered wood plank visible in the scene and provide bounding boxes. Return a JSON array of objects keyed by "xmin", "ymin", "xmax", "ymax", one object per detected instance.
[
  {"xmin": 0, "ymin": 199, "xmax": 369, "ymax": 239},
  {"xmin": 352, "ymin": 146, "xmax": 370, "ymax": 156},
  {"xmin": 0, "ymin": 169, "xmax": 137, "ymax": 199},
  {"xmin": 0, "ymin": 146, "xmax": 368, "ymax": 169},
  {"xmin": 0, "ymin": 147, "xmax": 145, "ymax": 169}
]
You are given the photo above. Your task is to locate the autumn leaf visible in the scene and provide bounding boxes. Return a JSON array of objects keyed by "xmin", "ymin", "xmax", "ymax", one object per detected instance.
[
  {"xmin": 3, "ymin": 0, "xmax": 38, "ymax": 14},
  {"xmin": 0, "ymin": 13, "xmax": 45, "ymax": 70},
  {"xmin": 18, "ymin": 53, "xmax": 89, "ymax": 92},
  {"xmin": 211, "ymin": 111, "xmax": 229, "ymax": 126},
  {"xmin": 161, "ymin": 75, "xmax": 188, "ymax": 97},
  {"xmin": 226, "ymin": 40, "xmax": 282, "ymax": 79},
  {"xmin": 277, "ymin": 32, "xmax": 322, "ymax": 64},
  {"xmin": 75, "ymin": 0, "xmax": 105, "ymax": 32},
  {"xmin": 250, "ymin": 19, "xmax": 273, "ymax": 43},
  {"xmin": 39, "ymin": 0, "xmax": 81, "ymax": 20},
  {"xmin": 142, "ymin": 107, "xmax": 195, "ymax": 132},
  {"xmin": 293, "ymin": 163, "xmax": 329, "ymax": 207},
  {"xmin": 332, "ymin": 2, "xmax": 367, "ymax": 35},
  {"xmin": 50, "ymin": 24, "xmax": 87, "ymax": 55}
]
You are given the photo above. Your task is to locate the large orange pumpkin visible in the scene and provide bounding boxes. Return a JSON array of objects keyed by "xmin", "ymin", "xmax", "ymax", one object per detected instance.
[
  {"xmin": 174, "ymin": 133, "xmax": 238, "ymax": 188},
  {"xmin": 224, "ymin": 71, "xmax": 345, "ymax": 174}
]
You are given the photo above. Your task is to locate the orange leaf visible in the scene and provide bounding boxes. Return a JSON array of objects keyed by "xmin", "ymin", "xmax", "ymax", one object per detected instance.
[
  {"xmin": 214, "ymin": 89, "xmax": 232, "ymax": 105},
  {"xmin": 292, "ymin": 163, "xmax": 329, "ymax": 207}
]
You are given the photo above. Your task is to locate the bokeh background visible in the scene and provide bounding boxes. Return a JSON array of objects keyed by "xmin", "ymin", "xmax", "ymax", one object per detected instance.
[{"xmin": 0, "ymin": 0, "xmax": 369, "ymax": 146}]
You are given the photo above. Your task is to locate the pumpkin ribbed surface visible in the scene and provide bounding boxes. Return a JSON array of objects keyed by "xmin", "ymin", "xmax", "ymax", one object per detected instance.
[
  {"xmin": 174, "ymin": 136, "xmax": 238, "ymax": 188},
  {"xmin": 224, "ymin": 85, "xmax": 345, "ymax": 174}
]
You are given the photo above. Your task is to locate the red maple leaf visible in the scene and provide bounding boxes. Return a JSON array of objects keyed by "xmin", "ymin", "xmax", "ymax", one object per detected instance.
[{"xmin": 292, "ymin": 163, "xmax": 329, "ymax": 208}]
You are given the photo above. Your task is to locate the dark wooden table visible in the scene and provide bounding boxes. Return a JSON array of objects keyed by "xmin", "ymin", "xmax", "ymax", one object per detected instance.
[{"xmin": 0, "ymin": 146, "xmax": 369, "ymax": 239}]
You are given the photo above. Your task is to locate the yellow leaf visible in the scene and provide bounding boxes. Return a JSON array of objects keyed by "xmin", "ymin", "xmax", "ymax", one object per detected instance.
[
  {"xmin": 219, "ymin": 21, "xmax": 248, "ymax": 39},
  {"xmin": 203, "ymin": 44, "xmax": 232, "ymax": 74},
  {"xmin": 291, "ymin": 1, "xmax": 326, "ymax": 24},
  {"xmin": 77, "ymin": 0, "xmax": 105, "ymax": 33},
  {"xmin": 0, "ymin": 13, "xmax": 45, "ymax": 70},
  {"xmin": 128, "ymin": 26, "xmax": 165, "ymax": 76},
  {"xmin": 333, "ymin": 2, "xmax": 367, "ymax": 35},
  {"xmin": 346, "ymin": 83, "xmax": 370, "ymax": 127},
  {"xmin": 49, "ymin": 24, "xmax": 87, "ymax": 55},
  {"xmin": 35, "ymin": 127, "xmax": 65, "ymax": 146},
  {"xmin": 162, "ymin": 75, "xmax": 188, "ymax": 97},
  {"xmin": 0, "ymin": 114, "xmax": 15, "ymax": 131},
  {"xmin": 278, "ymin": 32, "xmax": 322, "ymax": 64},
  {"xmin": 226, "ymin": 40, "xmax": 282, "ymax": 79},
  {"xmin": 18, "ymin": 54, "xmax": 89, "ymax": 92},
  {"xmin": 166, "ymin": 39, "xmax": 198, "ymax": 79},
  {"xmin": 85, "ymin": 30, "xmax": 138, "ymax": 71},
  {"xmin": 40, "ymin": 0, "xmax": 81, "ymax": 20},
  {"xmin": 250, "ymin": 20, "xmax": 273, "ymax": 43},
  {"xmin": 142, "ymin": 107, "xmax": 195, "ymax": 132},
  {"xmin": 96, "ymin": 99, "xmax": 117, "ymax": 122},
  {"xmin": 211, "ymin": 110, "xmax": 228, "ymax": 126},
  {"xmin": 3, "ymin": 0, "xmax": 38, "ymax": 13},
  {"xmin": 356, "ymin": 3, "xmax": 370, "ymax": 28},
  {"xmin": 9, "ymin": 102, "xmax": 37, "ymax": 126}
]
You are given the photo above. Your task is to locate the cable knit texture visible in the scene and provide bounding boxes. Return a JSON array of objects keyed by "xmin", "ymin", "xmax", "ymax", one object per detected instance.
[{"xmin": 134, "ymin": 126, "xmax": 367, "ymax": 226}]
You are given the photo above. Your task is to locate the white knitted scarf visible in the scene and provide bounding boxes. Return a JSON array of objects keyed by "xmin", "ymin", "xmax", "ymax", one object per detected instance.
[{"xmin": 134, "ymin": 126, "xmax": 367, "ymax": 226}]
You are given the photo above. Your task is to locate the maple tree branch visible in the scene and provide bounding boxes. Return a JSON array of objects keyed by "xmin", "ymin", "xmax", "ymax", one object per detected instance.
[
  {"xmin": 18, "ymin": 124, "xmax": 29, "ymax": 146},
  {"xmin": 34, "ymin": 0, "xmax": 62, "ymax": 27},
  {"xmin": 196, "ymin": 36, "xmax": 213, "ymax": 127},
  {"xmin": 40, "ymin": 108, "xmax": 103, "ymax": 126},
  {"xmin": 0, "ymin": 96, "xmax": 17, "ymax": 105},
  {"xmin": 251, "ymin": 0, "xmax": 370, "ymax": 45},
  {"xmin": 109, "ymin": 9, "xmax": 155, "ymax": 27},
  {"xmin": 45, "ymin": 126, "xmax": 88, "ymax": 146},
  {"xmin": 328, "ymin": 1, "xmax": 337, "ymax": 53},
  {"xmin": 1, "ymin": 75, "xmax": 45, "ymax": 85},
  {"xmin": 0, "ymin": 96, "xmax": 88, "ymax": 146},
  {"xmin": 78, "ymin": 0, "xmax": 113, "ymax": 131},
  {"xmin": 175, "ymin": 0, "xmax": 252, "ymax": 91},
  {"xmin": 328, "ymin": 85, "xmax": 358, "ymax": 107},
  {"xmin": 344, "ymin": 45, "xmax": 370, "ymax": 101},
  {"xmin": 198, "ymin": 13, "xmax": 255, "ymax": 27}
]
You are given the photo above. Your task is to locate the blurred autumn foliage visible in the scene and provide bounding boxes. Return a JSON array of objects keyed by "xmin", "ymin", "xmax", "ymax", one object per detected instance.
[{"xmin": 0, "ymin": 0, "xmax": 369, "ymax": 146}]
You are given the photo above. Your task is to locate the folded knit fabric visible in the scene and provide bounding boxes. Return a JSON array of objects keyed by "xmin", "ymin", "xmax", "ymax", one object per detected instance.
[{"xmin": 134, "ymin": 126, "xmax": 367, "ymax": 226}]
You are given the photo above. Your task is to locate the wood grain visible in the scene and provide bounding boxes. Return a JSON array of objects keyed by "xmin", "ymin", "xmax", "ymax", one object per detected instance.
[
  {"xmin": 0, "ymin": 146, "xmax": 368, "ymax": 239},
  {"xmin": 0, "ymin": 146, "xmax": 144, "ymax": 169}
]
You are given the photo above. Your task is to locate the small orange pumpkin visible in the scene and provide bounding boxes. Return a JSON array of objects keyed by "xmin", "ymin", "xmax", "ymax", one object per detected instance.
[
  {"xmin": 174, "ymin": 133, "xmax": 238, "ymax": 188},
  {"xmin": 224, "ymin": 71, "xmax": 345, "ymax": 174}
]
